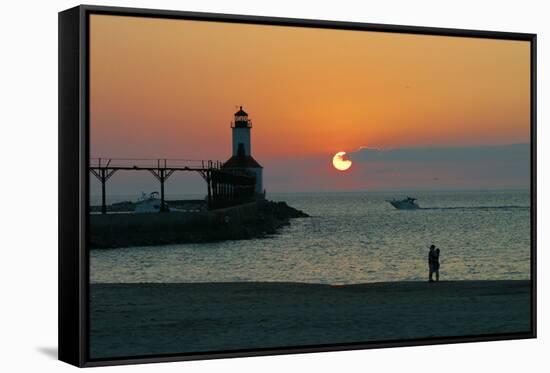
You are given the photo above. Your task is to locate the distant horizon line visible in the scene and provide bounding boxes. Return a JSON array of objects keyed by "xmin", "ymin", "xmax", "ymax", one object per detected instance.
[{"xmin": 90, "ymin": 187, "xmax": 531, "ymax": 198}]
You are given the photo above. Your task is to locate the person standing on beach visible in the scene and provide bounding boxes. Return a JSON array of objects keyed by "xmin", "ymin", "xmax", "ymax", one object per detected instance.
[
  {"xmin": 434, "ymin": 248, "xmax": 440, "ymax": 282},
  {"xmin": 428, "ymin": 245, "xmax": 440, "ymax": 282}
]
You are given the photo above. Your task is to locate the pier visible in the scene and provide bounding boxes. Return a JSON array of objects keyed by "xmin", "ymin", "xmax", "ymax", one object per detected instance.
[{"xmin": 89, "ymin": 158, "xmax": 256, "ymax": 214}]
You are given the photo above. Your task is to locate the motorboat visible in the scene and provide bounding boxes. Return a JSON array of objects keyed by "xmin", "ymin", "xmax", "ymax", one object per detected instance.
[
  {"xmin": 135, "ymin": 192, "xmax": 169, "ymax": 213},
  {"xmin": 386, "ymin": 196, "xmax": 420, "ymax": 210}
]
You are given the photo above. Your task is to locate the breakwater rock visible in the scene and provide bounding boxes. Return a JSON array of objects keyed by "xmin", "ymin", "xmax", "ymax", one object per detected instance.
[{"xmin": 90, "ymin": 199, "xmax": 309, "ymax": 249}]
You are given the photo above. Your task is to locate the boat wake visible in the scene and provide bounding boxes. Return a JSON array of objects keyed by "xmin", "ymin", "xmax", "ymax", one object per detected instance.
[{"xmin": 420, "ymin": 205, "xmax": 530, "ymax": 211}]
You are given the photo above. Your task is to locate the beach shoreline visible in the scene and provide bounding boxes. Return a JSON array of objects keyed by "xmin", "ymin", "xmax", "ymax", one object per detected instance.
[{"xmin": 90, "ymin": 280, "xmax": 531, "ymax": 359}]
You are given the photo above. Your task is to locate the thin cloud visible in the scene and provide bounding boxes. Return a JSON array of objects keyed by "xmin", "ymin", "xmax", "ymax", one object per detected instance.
[{"xmin": 349, "ymin": 143, "xmax": 529, "ymax": 163}]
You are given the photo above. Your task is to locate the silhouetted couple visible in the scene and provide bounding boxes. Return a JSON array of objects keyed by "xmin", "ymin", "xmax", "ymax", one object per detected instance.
[{"xmin": 428, "ymin": 245, "xmax": 440, "ymax": 282}]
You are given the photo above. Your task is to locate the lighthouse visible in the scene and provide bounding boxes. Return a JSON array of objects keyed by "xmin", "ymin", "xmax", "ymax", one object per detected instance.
[{"xmin": 222, "ymin": 106, "xmax": 263, "ymax": 195}]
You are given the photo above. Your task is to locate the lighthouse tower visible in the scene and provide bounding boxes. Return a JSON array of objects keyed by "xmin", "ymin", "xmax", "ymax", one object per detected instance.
[
  {"xmin": 232, "ymin": 106, "xmax": 252, "ymax": 156},
  {"xmin": 222, "ymin": 106, "xmax": 263, "ymax": 195}
]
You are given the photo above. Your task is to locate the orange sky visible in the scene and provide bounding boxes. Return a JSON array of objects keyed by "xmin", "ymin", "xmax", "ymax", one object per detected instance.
[{"xmin": 89, "ymin": 14, "xmax": 530, "ymax": 162}]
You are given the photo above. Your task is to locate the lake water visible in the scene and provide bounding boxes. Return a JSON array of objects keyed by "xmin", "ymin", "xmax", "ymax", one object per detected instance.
[{"xmin": 90, "ymin": 190, "xmax": 531, "ymax": 284}]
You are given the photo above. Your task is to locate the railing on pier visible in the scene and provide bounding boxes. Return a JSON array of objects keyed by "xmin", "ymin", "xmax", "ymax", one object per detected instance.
[{"xmin": 89, "ymin": 158, "xmax": 255, "ymax": 214}]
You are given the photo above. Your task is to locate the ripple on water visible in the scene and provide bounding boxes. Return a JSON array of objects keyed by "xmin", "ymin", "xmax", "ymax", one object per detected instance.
[{"xmin": 91, "ymin": 190, "xmax": 531, "ymax": 284}]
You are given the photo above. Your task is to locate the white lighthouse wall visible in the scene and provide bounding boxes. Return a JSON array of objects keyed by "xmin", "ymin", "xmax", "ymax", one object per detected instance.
[
  {"xmin": 248, "ymin": 168, "xmax": 263, "ymax": 194},
  {"xmin": 232, "ymin": 128, "xmax": 251, "ymax": 156}
]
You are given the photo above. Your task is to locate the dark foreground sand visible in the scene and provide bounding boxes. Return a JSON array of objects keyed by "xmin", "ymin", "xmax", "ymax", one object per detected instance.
[{"xmin": 90, "ymin": 280, "xmax": 531, "ymax": 359}]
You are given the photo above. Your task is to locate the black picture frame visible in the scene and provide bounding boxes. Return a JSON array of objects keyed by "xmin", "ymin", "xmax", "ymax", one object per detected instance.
[{"xmin": 59, "ymin": 4, "xmax": 537, "ymax": 367}]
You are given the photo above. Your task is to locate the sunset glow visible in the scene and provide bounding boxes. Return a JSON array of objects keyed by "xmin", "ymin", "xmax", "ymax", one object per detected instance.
[{"xmin": 89, "ymin": 15, "xmax": 531, "ymax": 192}]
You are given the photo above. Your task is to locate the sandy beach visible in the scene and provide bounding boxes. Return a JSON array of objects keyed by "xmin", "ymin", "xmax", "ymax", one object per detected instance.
[{"xmin": 90, "ymin": 280, "xmax": 531, "ymax": 359}]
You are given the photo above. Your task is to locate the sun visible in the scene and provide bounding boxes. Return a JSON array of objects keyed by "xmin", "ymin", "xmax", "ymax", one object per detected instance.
[{"xmin": 332, "ymin": 151, "xmax": 352, "ymax": 171}]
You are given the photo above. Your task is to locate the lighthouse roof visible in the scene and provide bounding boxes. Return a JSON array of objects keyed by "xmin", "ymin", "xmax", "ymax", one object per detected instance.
[
  {"xmin": 222, "ymin": 155, "xmax": 263, "ymax": 169},
  {"xmin": 234, "ymin": 106, "xmax": 248, "ymax": 116}
]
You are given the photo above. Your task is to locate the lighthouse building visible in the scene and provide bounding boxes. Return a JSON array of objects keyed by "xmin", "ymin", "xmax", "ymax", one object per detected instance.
[{"xmin": 222, "ymin": 107, "xmax": 263, "ymax": 195}]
